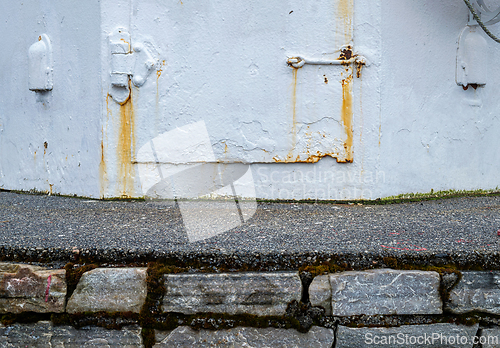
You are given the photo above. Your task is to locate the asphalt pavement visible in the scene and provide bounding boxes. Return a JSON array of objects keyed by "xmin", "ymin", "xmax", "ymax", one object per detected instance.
[{"xmin": 1, "ymin": 191, "xmax": 499, "ymax": 268}]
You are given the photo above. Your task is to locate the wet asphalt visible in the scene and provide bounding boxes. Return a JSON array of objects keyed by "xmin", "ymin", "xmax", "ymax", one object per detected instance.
[{"xmin": 0, "ymin": 191, "xmax": 500, "ymax": 267}]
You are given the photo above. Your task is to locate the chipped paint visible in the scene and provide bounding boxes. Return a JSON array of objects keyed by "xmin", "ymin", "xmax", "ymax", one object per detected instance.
[
  {"xmin": 355, "ymin": 60, "xmax": 364, "ymax": 78},
  {"xmin": 274, "ymin": 0, "xmax": 356, "ymax": 165},
  {"xmin": 275, "ymin": 51, "xmax": 356, "ymax": 164},
  {"xmin": 4, "ymin": 0, "xmax": 500, "ymax": 202},
  {"xmin": 156, "ymin": 60, "xmax": 166, "ymax": 79},
  {"xmin": 339, "ymin": 45, "xmax": 353, "ymax": 60}
]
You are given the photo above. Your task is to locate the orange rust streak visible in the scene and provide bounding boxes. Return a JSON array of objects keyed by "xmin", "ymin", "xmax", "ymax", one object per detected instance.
[
  {"xmin": 117, "ymin": 87, "xmax": 136, "ymax": 198},
  {"xmin": 120, "ymin": 38, "xmax": 131, "ymax": 52},
  {"xmin": 273, "ymin": 68, "xmax": 345, "ymax": 164},
  {"xmin": 99, "ymin": 134, "xmax": 108, "ymax": 198},
  {"xmin": 341, "ymin": 73, "xmax": 354, "ymax": 163},
  {"xmin": 336, "ymin": 0, "xmax": 354, "ymax": 45},
  {"xmin": 155, "ymin": 61, "xmax": 166, "ymax": 137},
  {"xmin": 287, "ymin": 68, "xmax": 298, "ymax": 161}
]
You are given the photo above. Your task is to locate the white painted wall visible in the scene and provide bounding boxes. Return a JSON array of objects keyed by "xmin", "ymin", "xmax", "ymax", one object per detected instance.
[
  {"xmin": 0, "ymin": 0, "xmax": 499, "ymax": 200},
  {"xmin": 0, "ymin": 0, "xmax": 102, "ymax": 197}
]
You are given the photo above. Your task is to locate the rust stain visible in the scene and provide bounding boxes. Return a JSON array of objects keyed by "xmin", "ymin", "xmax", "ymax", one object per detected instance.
[
  {"xmin": 117, "ymin": 83, "xmax": 136, "ymax": 198},
  {"xmin": 286, "ymin": 68, "xmax": 299, "ymax": 161},
  {"xmin": 359, "ymin": 79, "xmax": 363, "ymax": 143},
  {"xmin": 43, "ymin": 141, "xmax": 48, "ymax": 155},
  {"xmin": 359, "ymin": 78, "xmax": 364, "ymax": 179},
  {"xmin": 99, "ymin": 132, "xmax": 108, "ymax": 198},
  {"xmin": 341, "ymin": 71, "xmax": 354, "ymax": 163},
  {"xmin": 324, "ymin": 75, "xmax": 328, "ymax": 84},
  {"xmin": 106, "ymin": 94, "xmax": 112, "ymax": 117},
  {"xmin": 276, "ymin": 67, "xmax": 354, "ymax": 164},
  {"xmin": 339, "ymin": 46, "xmax": 353, "ymax": 60},
  {"xmin": 355, "ymin": 60, "xmax": 364, "ymax": 78},
  {"xmin": 120, "ymin": 38, "xmax": 131, "ymax": 52},
  {"xmin": 38, "ymin": 36, "xmax": 42, "ymax": 41},
  {"xmin": 101, "ymin": 95, "xmax": 112, "ymax": 198},
  {"xmin": 463, "ymin": 84, "xmax": 479, "ymax": 90},
  {"xmin": 155, "ymin": 61, "xmax": 166, "ymax": 137},
  {"xmin": 378, "ymin": 123, "xmax": 382, "ymax": 147},
  {"xmin": 336, "ymin": 0, "xmax": 354, "ymax": 45},
  {"xmin": 156, "ymin": 60, "xmax": 166, "ymax": 79},
  {"xmin": 273, "ymin": 151, "xmax": 335, "ymax": 164},
  {"xmin": 49, "ymin": 184, "xmax": 53, "ymax": 196}
]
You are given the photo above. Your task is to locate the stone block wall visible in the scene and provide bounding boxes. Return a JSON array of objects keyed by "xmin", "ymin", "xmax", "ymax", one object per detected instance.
[{"xmin": 1, "ymin": 263, "xmax": 500, "ymax": 347}]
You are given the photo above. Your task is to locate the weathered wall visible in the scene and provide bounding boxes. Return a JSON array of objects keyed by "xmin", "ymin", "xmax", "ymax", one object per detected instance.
[
  {"xmin": 1, "ymin": 0, "xmax": 499, "ymax": 199},
  {"xmin": 378, "ymin": 1, "xmax": 500, "ymax": 198},
  {"xmin": 0, "ymin": 0, "xmax": 102, "ymax": 197}
]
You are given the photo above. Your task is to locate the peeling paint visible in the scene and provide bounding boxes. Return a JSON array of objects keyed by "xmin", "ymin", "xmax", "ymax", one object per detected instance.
[
  {"xmin": 116, "ymin": 84, "xmax": 136, "ymax": 198},
  {"xmin": 275, "ymin": 60, "xmax": 355, "ymax": 164},
  {"xmin": 339, "ymin": 45, "xmax": 353, "ymax": 61},
  {"xmin": 156, "ymin": 60, "xmax": 166, "ymax": 79},
  {"xmin": 274, "ymin": 0, "xmax": 355, "ymax": 165}
]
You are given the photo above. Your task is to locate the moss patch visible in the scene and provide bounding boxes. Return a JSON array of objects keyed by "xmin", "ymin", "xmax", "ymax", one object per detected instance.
[
  {"xmin": 0, "ymin": 312, "xmax": 51, "ymax": 326},
  {"xmin": 51, "ymin": 311, "xmax": 138, "ymax": 329},
  {"xmin": 256, "ymin": 188, "xmax": 500, "ymax": 205},
  {"xmin": 64, "ymin": 263, "xmax": 99, "ymax": 300},
  {"xmin": 138, "ymin": 262, "xmax": 307, "ymax": 347}
]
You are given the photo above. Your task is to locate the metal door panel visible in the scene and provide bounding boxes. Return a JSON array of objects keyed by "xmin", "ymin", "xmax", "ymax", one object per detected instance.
[{"xmin": 131, "ymin": 0, "xmax": 356, "ymax": 164}]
